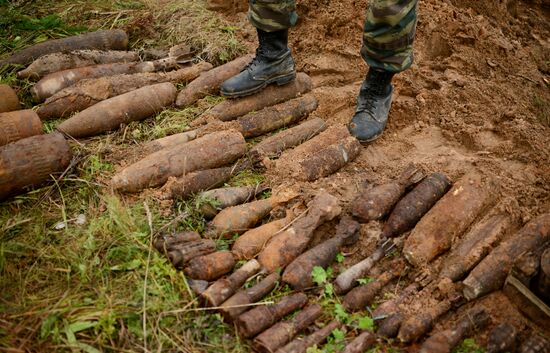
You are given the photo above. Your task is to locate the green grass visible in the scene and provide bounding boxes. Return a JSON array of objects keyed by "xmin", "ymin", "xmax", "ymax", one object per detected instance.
[{"xmin": 0, "ymin": 0, "xmax": 251, "ymax": 352}]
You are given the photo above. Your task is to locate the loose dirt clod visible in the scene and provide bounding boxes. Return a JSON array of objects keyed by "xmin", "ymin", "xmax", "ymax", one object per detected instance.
[
  {"xmin": 296, "ymin": 136, "xmax": 362, "ymax": 181},
  {"xmin": 403, "ymin": 172, "xmax": 497, "ymax": 266},
  {"xmin": 31, "ymin": 57, "xmax": 182, "ymax": 102},
  {"xmin": 175, "ymin": 55, "xmax": 253, "ymax": 107},
  {"xmin": 249, "ymin": 117, "xmax": 327, "ymax": 160},
  {"xmin": 199, "ymin": 185, "xmax": 266, "ymax": 219},
  {"xmin": 0, "ymin": 85, "xmax": 20, "ymax": 113},
  {"xmin": 462, "ymin": 213, "xmax": 550, "ymax": 300},
  {"xmin": 440, "ymin": 214, "xmax": 511, "ymax": 282},
  {"xmin": 258, "ymin": 192, "xmax": 342, "ymax": 272},
  {"xmin": 232, "ymin": 214, "xmax": 294, "ymax": 260},
  {"xmin": 219, "ymin": 272, "xmax": 280, "ymax": 322},
  {"xmin": 0, "ymin": 29, "xmax": 128, "ymax": 67},
  {"xmin": 167, "ymin": 165, "xmax": 244, "ymax": 200},
  {"xmin": 276, "ymin": 320, "xmax": 341, "ymax": 353},
  {"xmin": 351, "ymin": 164, "xmax": 424, "ymax": 222},
  {"xmin": 111, "ymin": 130, "xmax": 246, "ymax": 193},
  {"xmin": 519, "ymin": 334, "xmax": 550, "ymax": 353},
  {"xmin": 153, "ymin": 231, "xmax": 201, "ymax": 253},
  {"xmin": 195, "ymin": 73, "xmax": 313, "ymax": 125},
  {"xmin": 37, "ymin": 63, "xmax": 212, "ymax": 120},
  {"xmin": 57, "ymin": 82, "xmax": 177, "ymax": 138},
  {"xmin": 201, "ymin": 259, "xmax": 261, "ymax": 307},
  {"xmin": 486, "ymin": 323, "xmax": 518, "ymax": 353},
  {"xmin": 0, "ymin": 133, "xmax": 72, "ymax": 201},
  {"xmin": 183, "ymin": 251, "xmax": 236, "ymax": 281},
  {"xmin": 397, "ymin": 299, "xmax": 453, "ymax": 343},
  {"xmin": 342, "ymin": 331, "xmax": 376, "ymax": 353},
  {"xmin": 382, "ymin": 172, "xmax": 452, "ymax": 238},
  {"xmin": 17, "ymin": 50, "xmax": 139, "ymax": 80},
  {"xmin": 167, "ymin": 239, "xmax": 216, "ymax": 268},
  {"xmin": 419, "ymin": 306, "xmax": 490, "ymax": 353},
  {"xmin": 343, "ymin": 259, "xmax": 407, "ymax": 312},
  {"xmin": 252, "ymin": 304, "xmax": 323, "ymax": 353},
  {"xmin": 282, "ymin": 216, "xmax": 360, "ymax": 290},
  {"xmin": 0, "ymin": 110, "xmax": 43, "ymax": 147},
  {"xmin": 235, "ymin": 293, "xmax": 308, "ymax": 339},
  {"xmin": 206, "ymin": 194, "xmax": 293, "ymax": 239}
]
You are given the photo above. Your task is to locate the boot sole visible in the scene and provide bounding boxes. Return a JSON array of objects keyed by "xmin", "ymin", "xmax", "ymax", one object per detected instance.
[{"xmin": 220, "ymin": 72, "xmax": 296, "ymax": 98}]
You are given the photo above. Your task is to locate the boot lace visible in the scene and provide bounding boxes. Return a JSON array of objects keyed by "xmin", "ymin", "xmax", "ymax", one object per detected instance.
[
  {"xmin": 356, "ymin": 84, "xmax": 378, "ymax": 120},
  {"xmin": 244, "ymin": 47, "xmax": 267, "ymax": 72}
]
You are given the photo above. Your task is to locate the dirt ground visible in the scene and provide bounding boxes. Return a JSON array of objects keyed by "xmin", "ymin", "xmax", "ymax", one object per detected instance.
[{"xmin": 212, "ymin": 0, "xmax": 550, "ymax": 349}]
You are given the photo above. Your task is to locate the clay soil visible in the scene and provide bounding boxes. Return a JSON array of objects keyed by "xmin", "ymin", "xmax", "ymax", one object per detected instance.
[{"xmin": 215, "ymin": 0, "xmax": 550, "ymax": 350}]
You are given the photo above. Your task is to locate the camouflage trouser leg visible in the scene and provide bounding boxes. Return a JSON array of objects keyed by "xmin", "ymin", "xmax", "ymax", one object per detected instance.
[
  {"xmin": 248, "ymin": 0, "xmax": 418, "ymax": 72},
  {"xmin": 362, "ymin": 0, "xmax": 418, "ymax": 73},
  {"xmin": 248, "ymin": 0, "xmax": 298, "ymax": 32}
]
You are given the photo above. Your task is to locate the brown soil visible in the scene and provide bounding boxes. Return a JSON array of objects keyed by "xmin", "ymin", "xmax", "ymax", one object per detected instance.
[{"xmin": 213, "ymin": 0, "xmax": 550, "ymax": 349}]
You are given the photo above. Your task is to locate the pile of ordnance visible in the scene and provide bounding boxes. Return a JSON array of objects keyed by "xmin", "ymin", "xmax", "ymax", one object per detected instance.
[
  {"xmin": 1, "ymin": 29, "xmax": 360, "ymax": 202},
  {"xmin": 1, "ymin": 29, "xmax": 549, "ymax": 352},
  {"xmin": 155, "ymin": 167, "xmax": 550, "ymax": 352}
]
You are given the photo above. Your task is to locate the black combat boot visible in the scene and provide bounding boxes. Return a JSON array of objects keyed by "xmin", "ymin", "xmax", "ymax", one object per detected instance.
[
  {"xmin": 349, "ymin": 68, "xmax": 395, "ymax": 142},
  {"xmin": 220, "ymin": 29, "xmax": 296, "ymax": 98}
]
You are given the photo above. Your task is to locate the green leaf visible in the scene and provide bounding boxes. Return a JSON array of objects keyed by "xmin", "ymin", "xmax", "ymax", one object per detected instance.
[
  {"xmin": 336, "ymin": 253, "xmax": 345, "ymax": 263},
  {"xmin": 334, "ymin": 304, "xmax": 349, "ymax": 323},
  {"xmin": 68, "ymin": 321, "xmax": 96, "ymax": 333},
  {"xmin": 357, "ymin": 277, "xmax": 375, "ymax": 285},
  {"xmin": 110, "ymin": 259, "xmax": 141, "ymax": 271},
  {"xmin": 77, "ymin": 342, "xmax": 102, "ymax": 353},
  {"xmin": 311, "ymin": 266, "xmax": 328, "ymax": 286},
  {"xmin": 358, "ymin": 316, "xmax": 375, "ymax": 331},
  {"xmin": 324, "ymin": 283, "xmax": 334, "ymax": 297},
  {"xmin": 332, "ymin": 328, "xmax": 345, "ymax": 342}
]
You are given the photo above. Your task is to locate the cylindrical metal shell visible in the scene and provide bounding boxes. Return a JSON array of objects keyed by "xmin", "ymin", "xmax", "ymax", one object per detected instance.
[
  {"xmin": 0, "ymin": 110, "xmax": 43, "ymax": 147},
  {"xmin": 0, "ymin": 133, "xmax": 72, "ymax": 201},
  {"xmin": 0, "ymin": 84, "xmax": 20, "ymax": 113},
  {"xmin": 183, "ymin": 251, "xmax": 236, "ymax": 281}
]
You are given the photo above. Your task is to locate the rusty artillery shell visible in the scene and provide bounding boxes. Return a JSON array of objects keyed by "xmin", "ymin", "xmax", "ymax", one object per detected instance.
[
  {"xmin": 112, "ymin": 130, "xmax": 246, "ymax": 193},
  {"xmin": 0, "ymin": 133, "xmax": 72, "ymax": 201},
  {"xmin": 236, "ymin": 293, "xmax": 308, "ymax": 338},
  {"xmin": 176, "ymin": 55, "xmax": 253, "ymax": 107},
  {"xmin": 232, "ymin": 215, "xmax": 294, "ymax": 260},
  {"xmin": 463, "ymin": 213, "xmax": 550, "ymax": 300},
  {"xmin": 201, "ymin": 259, "xmax": 261, "ymax": 307},
  {"xmin": 220, "ymin": 272, "xmax": 280, "ymax": 322},
  {"xmin": 536, "ymin": 248, "xmax": 550, "ymax": 302},
  {"xmin": 0, "ymin": 84, "xmax": 20, "ymax": 113},
  {"xmin": 334, "ymin": 246, "xmax": 386, "ymax": 295},
  {"xmin": 282, "ymin": 216, "xmax": 360, "ymax": 290},
  {"xmin": 296, "ymin": 136, "xmax": 362, "ymax": 182},
  {"xmin": 199, "ymin": 73, "xmax": 313, "ymax": 123},
  {"xmin": 377, "ymin": 313, "xmax": 404, "ymax": 338},
  {"xmin": 258, "ymin": 193, "xmax": 342, "ymax": 272},
  {"xmin": 0, "ymin": 110, "xmax": 43, "ymax": 147},
  {"xmin": 1, "ymin": 29, "xmax": 128, "ymax": 67},
  {"xmin": 249, "ymin": 118, "xmax": 327, "ymax": 161},
  {"xmin": 382, "ymin": 172, "xmax": 451, "ymax": 238},
  {"xmin": 419, "ymin": 306, "xmax": 490, "ymax": 353},
  {"xmin": 372, "ymin": 283, "xmax": 420, "ymax": 319},
  {"xmin": 276, "ymin": 320, "xmax": 341, "ymax": 353},
  {"xmin": 398, "ymin": 300, "xmax": 453, "ymax": 343},
  {"xmin": 404, "ymin": 172, "xmax": 497, "ymax": 266},
  {"xmin": 440, "ymin": 214, "xmax": 511, "ymax": 282},
  {"xmin": 167, "ymin": 239, "xmax": 216, "ymax": 268},
  {"xmin": 342, "ymin": 331, "xmax": 376, "ymax": 353},
  {"xmin": 253, "ymin": 304, "xmax": 323, "ymax": 353},
  {"xmin": 351, "ymin": 164, "xmax": 424, "ymax": 222},
  {"xmin": 343, "ymin": 259, "xmax": 407, "ymax": 312},
  {"xmin": 199, "ymin": 185, "xmax": 265, "ymax": 219},
  {"xmin": 168, "ymin": 165, "xmax": 246, "ymax": 200},
  {"xmin": 184, "ymin": 251, "xmax": 236, "ymax": 281},
  {"xmin": 57, "ymin": 82, "xmax": 177, "ymax": 138},
  {"xmin": 153, "ymin": 231, "xmax": 201, "ymax": 253},
  {"xmin": 519, "ymin": 335, "xmax": 550, "ymax": 353},
  {"xmin": 487, "ymin": 323, "xmax": 518, "ymax": 353},
  {"xmin": 143, "ymin": 131, "xmax": 197, "ymax": 155}
]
